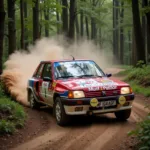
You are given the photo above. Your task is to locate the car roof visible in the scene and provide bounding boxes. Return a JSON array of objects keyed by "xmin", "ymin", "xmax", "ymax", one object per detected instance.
[{"xmin": 40, "ymin": 59, "xmax": 94, "ymax": 63}]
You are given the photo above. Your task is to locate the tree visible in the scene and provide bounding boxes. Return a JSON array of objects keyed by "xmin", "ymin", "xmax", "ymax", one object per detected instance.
[
  {"xmin": 68, "ymin": 0, "xmax": 76, "ymax": 39},
  {"xmin": 56, "ymin": 0, "xmax": 61, "ymax": 34},
  {"xmin": 120, "ymin": 2, "xmax": 124, "ymax": 64},
  {"xmin": 44, "ymin": 2, "xmax": 49, "ymax": 37},
  {"xmin": 33, "ymin": 0, "xmax": 39, "ymax": 42},
  {"xmin": 80, "ymin": 0, "xmax": 84, "ymax": 37},
  {"xmin": 113, "ymin": 0, "xmax": 119, "ymax": 63},
  {"xmin": 75, "ymin": 14, "xmax": 80, "ymax": 39},
  {"xmin": 85, "ymin": 17, "xmax": 89, "ymax": 39},
  {"xmin": 131, "ymin": 0, "xmax": 146, "ymax": 64},
  {"xmin": 7, "ymin": 0, "xmax": 16, "ymax": 55},
  {"xmin": 24, "ymin": 0, "xmax": 28, "ymax": 49},
  {"xmin": 62, "ymin": 0, "xmax": 68, "ymax": 34},
  {"xmin": 0, "ymin": 0, "xmax": 5, "ymax": 74},
  {"xmin": 91, "ymin": 0, "xmax": 97, "ymax": 41},
  {"xmin": 20, "ymin": 0, "xmax": 25, "ymax": 49},
  {"xmin": 143, "ymin": 0, "xmax": 150, "ymax": 62}
]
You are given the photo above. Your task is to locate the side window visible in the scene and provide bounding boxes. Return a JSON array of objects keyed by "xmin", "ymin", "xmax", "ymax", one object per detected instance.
[
  {"xmin": 34, "ymin": 63, "xmax": 44, "ymax": 78},
  {"xmin": 41, "ymin": 63, "xmax": 52, "ymax": 78}
]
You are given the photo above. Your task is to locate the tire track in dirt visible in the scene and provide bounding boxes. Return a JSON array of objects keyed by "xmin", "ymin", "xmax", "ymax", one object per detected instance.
[
  {"xmin": 12, "ymin": 100, "xmax": 148, "ymax": 150},
  {"xmin": 37, "ymin": 126, "xmax": 91, "ymax": 150},
  {"xmin": 10, "ymin": 128, "xmax": 67, "ymax": 150},
  {"xmin": 58, "ymin": 124, "xmax": 109, "ymax": 150}
]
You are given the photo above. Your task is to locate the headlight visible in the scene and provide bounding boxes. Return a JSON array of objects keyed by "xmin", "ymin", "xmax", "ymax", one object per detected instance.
[
  {"xmin": 121, "ymin": 87, "xmax": 131, "ymax": 94},
  {"xmin": 68, "ymin": 91, "xmax": 85, "ymax": 98}
]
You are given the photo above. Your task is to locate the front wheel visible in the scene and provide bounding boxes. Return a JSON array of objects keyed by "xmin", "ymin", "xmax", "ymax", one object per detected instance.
[
  {"xmin": 114, "ymin": 109, "xmax": 131, "ymax": 121},
  {"xmin": 54, "ymin": 97, "xmax": 70, "ymax": 126}
]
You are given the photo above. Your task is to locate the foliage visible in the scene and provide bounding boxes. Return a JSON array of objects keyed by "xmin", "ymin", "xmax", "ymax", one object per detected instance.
[
  {"xmin": 0, "ymin": 120, "xmax": 15, "ymax": 134},
  {"xmin": 129, "ymin": 81, "xmax": 150, "ymax": 97},
  {"xmin": 128, "ymin": 115, "xmax": 150, "ymax": 150},
  {"xmin": 0, "ymin": 83, "xmax": 26, "ymax": 135},
  {"xmin": 118, "ymin": 63, "xmax": 150, "ymax": 149},
  {"xmin": 116, "ymin": 62, "xmax": 150, "ymax": 88},
  {"xmin": 125, "ymin": 65, "xmax": 150, "ymax": 87}
]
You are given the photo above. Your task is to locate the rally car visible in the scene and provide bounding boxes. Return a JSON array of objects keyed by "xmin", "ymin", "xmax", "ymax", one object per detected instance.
[{"xmin": 27, "ymin": 59, "xmax": 134, "ymax": 126}]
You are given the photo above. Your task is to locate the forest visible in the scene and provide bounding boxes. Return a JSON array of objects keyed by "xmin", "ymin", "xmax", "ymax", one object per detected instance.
[{"xmin": 0, "ymin": 0, "xmax": 150, "ymax": 75}]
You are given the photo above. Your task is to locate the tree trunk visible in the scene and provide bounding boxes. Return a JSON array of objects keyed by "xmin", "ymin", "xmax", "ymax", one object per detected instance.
[
  {"xmin": 33, "ymin": 0, "xmax": 39, "ymax": 43},
  {"xmin": 113, "ymin": 0, "xmax": 119, "ymax": 63},
  {"xmin": 75, "ymin": 14, "xmax": 80, "ymax": 40},
  {"xmin": 143, "ymin": 0, "xmax": 150, "ymax": 62},
  {"xmin": 115, "ymin": 0, "xmax": 119, "ymax": 62},
  {"xmin": 62, "ymin": 0, "xmax": 68, "ymax": 35},
  {"xmin": 0, "ymin": 0, "xmax": 5, "ymax": 74},
  {"xmin": 132, "ymin": 28, "xmax": 137, "ymax": 65},
  {"xmin": 7, "ymin": 0, "xmax": 16, "ymax": 55},
  {"xmin": 91, "ymin": 0, "xmax": 96, "ymax": 41},
  {"xmin": 56, "ymin": 0, "xmax": 60, "ymax": 34},
  {"xmin": 20, "ymin": 0, "xmax": 24, "ymax": 49},
  {"xmin": 85, "ymin": 17, "xmax": 89, "ymax": 39},
  {"xmin": 68, "ymin": 0, "xmax": 76, "ymax": 40},
  {"xmin": 128, "ymin": 30, "xmax": 131, "ymax": 65},
  {"xmin": 80, "ymin": 10, "xmax": 84, "ymax": 37},
  {"xmin": 44, "ymin": 6, "xmax": 49, "ymax": 37},
  {"xmin": 131, "ymin": 0, "xmax": 146, "ymax": 64},
  {"xmin": 56, "ymin": 12, "xmax": 60, "ymax": 34},
  {"xmin": 147, "ymin": 22, "xmax": 150, "ymax": 62},
  {"xmin": 143, "ymin": 0, "xmax": 150, "ymax": 37},
  {"xmin": 120, "ymin": 2, "xmax": 124, "ymax": 64},
  {"xmin": 24, "ymin": 1, "xmax": 28, "ymax": 49}
]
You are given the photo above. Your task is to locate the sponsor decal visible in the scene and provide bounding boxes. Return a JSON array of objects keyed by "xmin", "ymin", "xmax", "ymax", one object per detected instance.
[
  {"xmin": 42, "ymin": 81, "xmax": 49, "ymax": 97},
  {"xmin": 118, "ymin": 96, "xmax": 126, "ymax": 105},
  {"xmin": 63, "ymin": 79, "xmax": 118, "ymax": 91},
  {"xmin": 52, "ymin": 82, "xmax": 57, "ymax": 88},
  {"xmin": 90, "ymin": 98, "xmax": 99, "ymax": 107}
]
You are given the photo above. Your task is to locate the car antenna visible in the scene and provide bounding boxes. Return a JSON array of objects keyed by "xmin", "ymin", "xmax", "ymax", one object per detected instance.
[{"xmin": 70, "ymin": 55, "xmax": 75, "ymax": 60}]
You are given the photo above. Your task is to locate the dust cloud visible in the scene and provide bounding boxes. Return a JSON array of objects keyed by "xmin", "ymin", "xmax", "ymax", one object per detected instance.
[{"xmin": 1, "ymin": 36, "xmax": 112, "ymax": 106}]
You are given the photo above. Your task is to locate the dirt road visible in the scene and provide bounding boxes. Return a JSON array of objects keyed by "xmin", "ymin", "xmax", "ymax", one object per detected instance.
[
  {"xmin": 8, "ymin": 96, "xmax": 148, "ymax": 150},
  {"xmin": 1, "ymin": 68, "xmax": 149, "ymax": 150}
]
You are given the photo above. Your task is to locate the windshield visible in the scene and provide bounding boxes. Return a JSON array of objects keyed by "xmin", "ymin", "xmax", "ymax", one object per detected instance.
[{"xmin": 54, "ymin": 60, "xmax": 105, "ymax": 79}]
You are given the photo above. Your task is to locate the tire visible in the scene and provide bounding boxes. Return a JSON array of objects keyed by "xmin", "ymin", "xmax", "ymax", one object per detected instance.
[
  {"xmin": 28, "ymin": 91, "xmax": 40, "ymax": 109},
  {"xmin": 54, "ymin": 97, "xmax": 70, "ymax": 126},
  {"xmin": 114, "ymin": 109, "xmax": 131, "ymax": 121}
]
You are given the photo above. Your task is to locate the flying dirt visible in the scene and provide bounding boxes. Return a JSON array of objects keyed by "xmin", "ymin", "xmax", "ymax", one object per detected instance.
[{"xmin": 1, "ymin": 37, "xmax": 112, "ymax": 106}]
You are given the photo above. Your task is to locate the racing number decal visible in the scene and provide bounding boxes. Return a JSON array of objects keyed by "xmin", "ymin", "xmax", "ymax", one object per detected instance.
[{"xmin": 42, "ymin": 82, "xmax": 49, "ymax": 98}]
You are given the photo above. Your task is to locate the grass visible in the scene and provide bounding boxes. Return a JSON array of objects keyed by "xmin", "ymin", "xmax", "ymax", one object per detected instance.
[
  {"xmin": 0, "ymin": 83, "xmax": 26, "ymax": 135},
  {"xmin": 128, "ymin": 81, "xmax": 150, "ymax": 97},
  {"xmin": 115, "ymin": 64, "xmax": 150, "ymax": 97}
]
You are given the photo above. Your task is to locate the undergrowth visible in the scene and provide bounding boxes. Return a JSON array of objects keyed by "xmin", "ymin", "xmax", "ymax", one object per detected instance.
[
  {"xmin": 117, "ymin": 61, "xmax": 150, "ymax": 150},
  {"xmin": 0, "ymin": 82, "xmax": 26, "ymax": 135}
]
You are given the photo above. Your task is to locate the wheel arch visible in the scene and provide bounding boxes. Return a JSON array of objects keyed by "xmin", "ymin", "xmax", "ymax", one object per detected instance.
[{"xmin": 53, "ymin": 93, "xmax": 60, "ymax": 103}]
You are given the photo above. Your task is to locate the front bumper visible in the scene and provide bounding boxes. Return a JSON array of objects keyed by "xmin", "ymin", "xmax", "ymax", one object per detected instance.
[{"xmin": 61, "ymin": 94, "xmax": 134, "ymax": 115}]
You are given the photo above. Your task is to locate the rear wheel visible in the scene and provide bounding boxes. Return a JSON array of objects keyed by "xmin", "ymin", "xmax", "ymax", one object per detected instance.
[
  {"xmin": 54, "ymin": 97, "xmax": 70, "ymax": 126},
  {"xmin": 28, "ymin": 91, "xmax": 40, "ymax": 109},
  {"xmin": 114, "ymin": 109, "xmax": 131, "ymax": 121}
]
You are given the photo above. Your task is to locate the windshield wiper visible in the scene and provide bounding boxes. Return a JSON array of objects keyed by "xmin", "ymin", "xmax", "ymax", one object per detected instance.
[{"xmin": 56, "ymin": 75, "xmax": 77, "ymax": 79}]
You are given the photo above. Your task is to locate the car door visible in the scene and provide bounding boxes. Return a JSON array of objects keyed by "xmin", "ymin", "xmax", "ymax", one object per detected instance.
[{"xmin": 39, "ymin": 63, "xmax": 53, "ymax": 106}]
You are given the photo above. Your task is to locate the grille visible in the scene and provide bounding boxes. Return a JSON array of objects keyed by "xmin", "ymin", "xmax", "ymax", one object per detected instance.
[{"xmin": 84, "ymin": 90, "xmax": 120, "ymax": 98}]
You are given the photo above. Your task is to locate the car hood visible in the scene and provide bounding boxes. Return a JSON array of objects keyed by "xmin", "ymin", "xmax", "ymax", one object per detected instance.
[{"xmin": 56, "ymin": 77, "xmax": 129, "ymax": 92}]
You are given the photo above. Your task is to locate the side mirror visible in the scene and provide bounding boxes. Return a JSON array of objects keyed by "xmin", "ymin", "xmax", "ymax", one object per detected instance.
[
  {"xmin": 106, "ymin": 73, "xmax": 112, "ymax": 77},
  {"xmin": 43, "ymin": 77, "xmax": 52, "ymax": 82}
]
